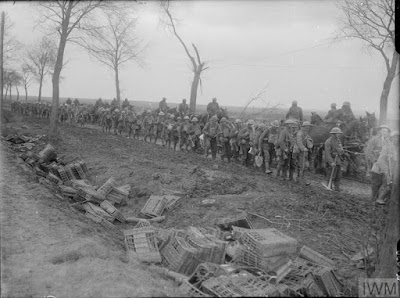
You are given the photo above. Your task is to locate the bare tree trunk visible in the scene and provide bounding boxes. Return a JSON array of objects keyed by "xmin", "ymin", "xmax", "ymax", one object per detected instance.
[
  {"xmin": 24, "ymin": 85, "xmax": 28, "ymax": 101},
  {"xmin": 115, "ymin": 66, "xmax": 121, "ymax": 109},
  {"xmin": 16, "ymin": 85, "xmax": 19, "ymax": 101},
  {"xmin": 38, "ymin": 75, "xmax": 43, "ymax": 102},
  {"xmin": 0, "ymin": 11, "xmax": 4, "ymax": 116},
  {"xmin": 4, "ymin": 84, "xmax": 8, "ymax": 98},
  {"xmin": 189, "ymin": 71, "xmax": 200, "ymax": 113},
  {"xmin": 49, "ymin": 6, "xmax": 71, "ymax": 138},
  {"xmin": 9, "ymin": 83, "xmax": 11, "ymax": 100},
  {"xmin": 379, "ymin": 51, "xmax": 399, "ymax": 125},
  {"xmin": 374, "ymin": 164, "xmax": 399, "ymax": 278}
]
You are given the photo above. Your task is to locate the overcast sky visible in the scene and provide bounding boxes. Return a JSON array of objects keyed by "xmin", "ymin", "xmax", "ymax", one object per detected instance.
[{"xmin": 1, "ymin": 1, "xmax": 399, "ymax": 117}]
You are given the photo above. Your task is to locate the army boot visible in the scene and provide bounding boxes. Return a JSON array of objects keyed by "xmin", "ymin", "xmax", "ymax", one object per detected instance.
[{"xmin": 265, "ymin": 161, "xmax": 272, "ymax": 174}]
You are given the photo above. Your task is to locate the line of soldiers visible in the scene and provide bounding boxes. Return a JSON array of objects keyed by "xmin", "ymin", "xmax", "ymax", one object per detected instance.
[{"xmin": 11, "ymin": 101, "xmax": 52, "ymax": 118}]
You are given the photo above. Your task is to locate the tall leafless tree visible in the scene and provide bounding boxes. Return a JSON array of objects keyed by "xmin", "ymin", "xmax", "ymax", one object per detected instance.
[
  {"xmin": 336, "ymin": 0, "xmax": 397, "ymax": 125},
  {"xmin": 36, "ymin": 1, "xmax": 115, "ymax": 137},
  {"xmin": 24, "ymin": 37, "xmax": 57, "ymax": 102},
  {"xmin": 77, "ymin": 11, "xmax": 145, "ymax": 109},
  {"xmin": 21, "ymin": 64, "xmax": 33, "ymax": 101},
  {"xmin": 161, "ymin": 0, "xmax": 209, "ymax": 113}
]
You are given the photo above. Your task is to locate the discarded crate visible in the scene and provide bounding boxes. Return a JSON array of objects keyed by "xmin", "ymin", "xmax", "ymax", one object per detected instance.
[
  {"xmin": 268, "ymin": 258, "xmax": 293, "ymax": 283},
  {"xmin": 302, "ymin": 275, "xmax": 325, "ymax": 297},
  {"xmin": 188, "ymin": 263, "xmax": 220, "ymax": 287},
  {"xmin": 85, "ymin": 212, "xmax": 119, "ymax": 234},
  {"xmin": 77, "ymin": 187, "xmax": 105, "ymax": 204},
  {"xmin": 47, "ymin": 172, "xmax": 62, "ymax": 185},
  {"xmin": 57, "ymin": 166, "xmax": 70, "ymax": 182},
  {"xmin": 312, "ymin": 265, "xmax": 343, "ymax": 297},
  {"xmin": 299, "ymin": 245, "xmax": 335, "ymax": 268},
  {"xmin": 163, "ymin": 194, "xmax": 183, "ymax": 211},
  {"xmin": 74, "ymin": 162, "xmax": 86, "ymax": 179},
  {"xmin": 134, "ymin": 220, "xmax": 151, "ymax": 229},
  {"xmin": 160, "ymin": 236, "xmax": 200, "ymax": 276},
  {"xmin": 34, "ymin": 167, "xmax": 47, "ymax": 177},
  {"xmin": 232, "ymin": 226, "xmax": 251, "ymax": 240},
  {"xmin": 106, "ymin": 187, "xmax": 128, "ymax": 205},
  {"xmin": 179, "ymin": 280, "xmax": 210, "ymax": 297},
  {"xmin": 123, "ymin": 227, "xmax": 161, "ymax": 263},
  {"xmin": 141, "ymin": 195, "xmax": 166, "ymax": 218},
  {"xmin": 83, "ymin": 202, "xmax": 115, "ymax": 222},
  {"xmin": 97, "ymin": 177, "xmax": 117, "ymax": 197},
  {"xmin": 100, "ymin": 200, "xmax": 126, "ymax": 223},
  {"xmin": 59, "ymin": 185, "xmax": 77, "ymax": 198},
  {"xmin": 198, "ymin": 226, "xmax": 226, "ymax": 241},
  {"xmin": 232, "ymin": 245, "xmax": 291, "ymax": 273},
  {"xmin": 78, "ymin": 160, "xmax": 88, "ymax": 173},
  {"xmin": 216, "ymin": 212, "xmax": 253, "ymax": 230},
  {"xmin": 241, "ymin": 228, "xmax": 298, "ymax": 258},
  {"xmin": 65, "ymin": 179, "xmax": 92, "ymax": 190}
]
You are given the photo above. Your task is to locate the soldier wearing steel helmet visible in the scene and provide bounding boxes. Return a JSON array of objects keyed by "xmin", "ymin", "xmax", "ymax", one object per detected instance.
[
  {"xmin": 218, "ymin": 117, "xmax": 234, "ymax": 162},
  {"xmin": 238, "ymin": 120, "xmax": 256, "ymax": 167},
  {"xmin": 373, "ymin": 130, "xmax": 399, "ymax": 205},
  {"xmin": 276, "ymin": 119, "xmax": 297, "ymax": 180},
  {"xmin": 178, "ymin": 99, "xmax": 189, "ymax": 118},
  {"xmin": 258, "ymin": 120, "xmax": 280, "ymax": 174},
  {"xmin": 143, "ymin": 110, "xmax": 154, "ymax": 142},
  {"xmin": 293, "ymin": 121, "xmax": 314, "ymax": 184},
  {"xmin": 179, "ymin": 116, "xmax": 191, "ymax": 151},
  {"xmin": 187, "ymin": 117, "xmax": 202, "ymax": 152},
  {"xmin": 230, "ymin": 119, "xmax": 243, "ymax": 162},
  {"xmin": 171, "ymin": 116, "xmax": 182, "ymax": 151},
  {"xmin": 335, "ymin": 101, "xmax": 355, "ymax": 123},
  {"xmin": 325, "ymin": 103, "xmax": 337, "ymax": 123},
  {"xmin": 159, "ymin": 97, "xmax": 168, "ymax": 113},
  {"xmin": 154, "ymin": 111, "xmax": 166, "ymax": 144},
  {"xmin": 286, "ymin": 100, "xmax": 303, "ymax": 123},
  {"xmin": 202, "ymin": 115, "xmax": 219, "ymax": 159},
  {"xmin": 324, "ymin": 127, "xmax": 345, "ymax": 191}
]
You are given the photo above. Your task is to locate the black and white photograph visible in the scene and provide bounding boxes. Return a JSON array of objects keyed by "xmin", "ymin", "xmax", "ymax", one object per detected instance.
[{"xmin": 0, "ymin": 0, "xmax": 399, "ymax": 297}]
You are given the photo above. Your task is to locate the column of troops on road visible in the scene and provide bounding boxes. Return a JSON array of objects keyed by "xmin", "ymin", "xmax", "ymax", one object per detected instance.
[{"xmin": 11, "ymin": 97, "xmax": 399, "ymax": 205}]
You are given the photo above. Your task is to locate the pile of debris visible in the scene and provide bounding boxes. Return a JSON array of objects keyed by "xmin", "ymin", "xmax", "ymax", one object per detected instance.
[{"xmin": 122, "ymin": 211, "xmax": 344, "ymax": 297}]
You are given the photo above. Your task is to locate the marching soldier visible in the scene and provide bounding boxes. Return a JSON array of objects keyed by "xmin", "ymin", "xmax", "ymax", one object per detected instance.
[
  {"xmin": 230, "ymin": 119, "xmax": 243, "ymax": 162},
  {"xmin": 187, "ymin": 117, "xmax": 202, "ymax": 152},
  {"xmin": 202, "ymin": 115, "xmax": 219, "ymax": 159},
  {"xmin": 324, "ymin": 127, "xmax": 345, "ymax": 191},
  {"xmin": 365, "ymin": 125, "xmax": 391, "ymax": 174},
  {"xmin": 325, "ymin": 103, "xmax": 337, "ymax": 122},
  {"xmin": 172, "ymin": 116, "xmax": 182, "ymax": 151},
  {"xmin": 276, "ymin": 119, "xmax": 297, "ymax": 180},
  {"xmin": 335, "ymin": 101, "xmax": 355, "ymax": 123},
  {"xmin": 154, "ymin": 111, "xmax": 166, "ymax": 144},
  {"xmin": 180, "ymin": 116, "xmax": 191, "ymax": 151},
  {"xmin": 293, "ymin": 121, "xmax": 313, "ymax": 184},
  {"xmin": 374, "ymin": 131, "xmax": 399, "ymax": 205},
  {"xmin": 206, "ymin": 98, "xmax": 220, "ymax": 118},
  {"xmin": 258, "ymin": 120, "xmax": 280, "ymax": 174},
  {"xmin": 218, "ymin": 117, "xmax": 234, "ymax": 162},
  {"xmin": 178, "ymin": 99, "xmax": 189, "ymax": 118},
  {"xmin": 143, "ymin": 110, "xmax": 154, "ymax": 142},
  {"xmin": 159, "ymin": 97, "xmax": 168, "ymax": 113},
  {"xmin": 238, "ymin": 120, "xmax": 256, "ymax": 167},
  {"xmin": 164, "ymin": 114, "xmax": 175, "ymax": 149}
]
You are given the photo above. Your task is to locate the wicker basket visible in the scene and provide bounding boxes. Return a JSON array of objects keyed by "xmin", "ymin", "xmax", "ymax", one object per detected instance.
[
  {"xmin": 123, "ymin": 227, "xmax": 161, "ymax": 263},
  {"xmin": 141, "ymin": 195, "xmax": 166, "ymax": 218}
]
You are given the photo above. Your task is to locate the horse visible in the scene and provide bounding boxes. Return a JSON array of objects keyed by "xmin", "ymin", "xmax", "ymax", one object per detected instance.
[
  {"xmin": 310, "ymin": 112, "xmax": 323, "ymax": 125},
  {"xmin": 198, "ymin": 107, "xmax": 229, "ymax": 129}
]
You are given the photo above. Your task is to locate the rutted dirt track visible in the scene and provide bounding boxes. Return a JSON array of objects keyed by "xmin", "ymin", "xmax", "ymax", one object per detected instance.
[{"xmin": 1, "ymin": 113, "xmax": 388, "ymax": 297}]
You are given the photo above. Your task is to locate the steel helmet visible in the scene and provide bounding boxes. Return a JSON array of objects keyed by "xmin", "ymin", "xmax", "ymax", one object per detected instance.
[
  {"xmin": 331, "ymin": 103, "xmax": 337, "ymax": 107},
  {"xmin": 220, "ymin": 117, "xmax": 227, "ymax": 122},
  {"xmin": 184, "ymin": 116, "xmax": 190, "ymax": 120},
  {"xmin": 270, "ymin": 120, "xmax": 279, "ymax": 127},
  {"xmin": 114, "ymin": 109, "xmax": 120, "ymax": 113},
  {"xmin": 147, "ymin": 110, "xmax": 151, "ymax": 113},
  {"xmin": 158, "ymin": 111, "xmax": 165, "ymax": 116},
  {"xmin": 177, "ymin": 116, "xmax": 182, "ymax": 120},
  {"xmin": 284, "ymin": 119, "xmax": 295, "ymax": 125},
  {"xmin": 170, "ymin": 114, "xmax": 175, "ymax": 119},
  {"xmin": 292, "ymin": 100, "xmax": 298, "ymax": 105},
  {"xmin": 247, "ymin": 120, "xmax": 255, "ymax": 125},
  {"xmin": 390, "ymin": 131, "xmax": 399, "ymax": 137},
  {"xmin": 302, "ymin": 121, "xmax": 312, "ymax": 126},
  {"xmin": 377, "ymin": 125, "xmax": 391, "ymax": 132},
  {"xmin": 192, "ymin": 117, "xmax": 198, "ymax": 122},
  {"xmin": 234, "ymin": 119, "xmax": 242, "ymax": 124},
  {"xmin": 258, "ymin": 123, "xmax": 266, "ymax": 129},
  {"xmin": 343, "ymin": 101, "xmax": 350, "ymax": 106},
  {"xmin": 329, "ymin": 127, "xmax": 343, "ymax": 134},
  {"xmin": 211, "ymin": 115, "xmax": 218, "ymax": 120},
  {"xmin": 121, "ymin": 111, "xmax": 126, "ymax": 114}
]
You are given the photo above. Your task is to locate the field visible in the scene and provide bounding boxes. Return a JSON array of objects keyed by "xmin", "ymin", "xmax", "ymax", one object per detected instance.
[{"xmin": 0, "ymin": 103, "xmax": 391, "ymax": 297}]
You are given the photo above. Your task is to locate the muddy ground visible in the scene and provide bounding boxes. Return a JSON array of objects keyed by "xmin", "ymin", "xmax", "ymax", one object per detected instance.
[{"xmin": 1, "ymin": 112, "xmax": 388, "ymax": 297}]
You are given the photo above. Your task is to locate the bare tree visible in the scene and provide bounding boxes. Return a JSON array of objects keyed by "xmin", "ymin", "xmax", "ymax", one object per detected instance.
[
  {"xmin": 36, "ymin": 1, "xmax": 115, "ymax": 137},
  {"xmin": 24, "ymin": 37, "xmax": 57, "ymax": 102},
  {"xmin": 3, "ymin": 68, "xmax": 22, "ymax": 100},
  {"xmin": 336, "ymin": 0, "xmax": 398, "ymax": 125},
  {"xmin": 77, "ymin": 10, "xmax": 145, "ymax": 109},
  {"xmin": 21, "ymin": 64, "xmax": 33, "ymax": 101},
  {"xmin": 161, "ymin": 0, "xmax": 209, "ymax": 113}
]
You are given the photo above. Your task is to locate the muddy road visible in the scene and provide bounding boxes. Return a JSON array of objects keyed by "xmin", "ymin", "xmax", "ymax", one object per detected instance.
[{"xmin": 1, "ymin": 113, "xmax": 387, "ymax": 296}]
